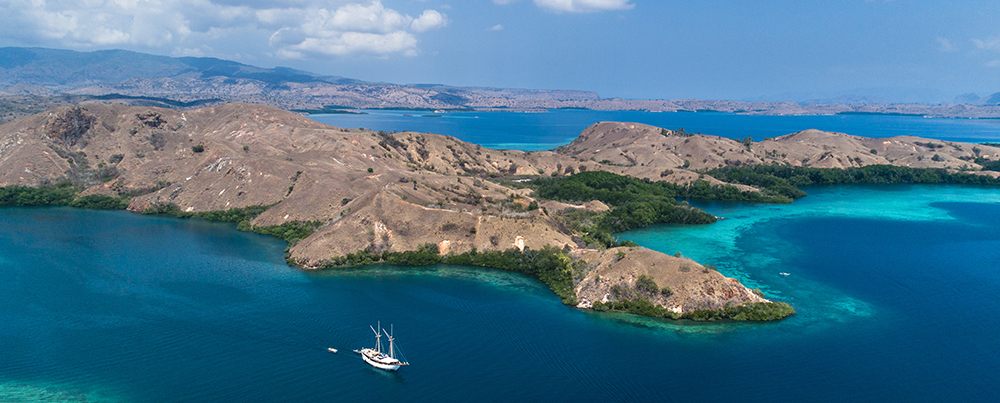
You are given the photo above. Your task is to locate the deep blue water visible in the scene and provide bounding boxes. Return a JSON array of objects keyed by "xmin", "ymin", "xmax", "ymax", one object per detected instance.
[
  {"xmin": 3, "ymin": 187, "xmax": 1000, "ymax": 402},
  {"xmin": 308, "ymin": 109, "xmax": 1000, "ymax": 150},
  {"xmin": 5, "ymin": 111, "xmax": 1000, "ymax": 402}
]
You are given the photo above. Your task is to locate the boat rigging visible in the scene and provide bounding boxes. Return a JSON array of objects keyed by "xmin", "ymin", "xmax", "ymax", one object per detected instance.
[{"xmin": 353, "ymin": 322, "xmax": 409, "ymax": 371}]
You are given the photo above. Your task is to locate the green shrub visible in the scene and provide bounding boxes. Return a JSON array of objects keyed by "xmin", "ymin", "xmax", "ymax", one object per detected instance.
[
  {"xmin": 0, "ymin": 184, "xmax": 78, "ymax": 207},
  {"xmin": 250, "ymin": 220, "xmax": 324, "ymax": 245},
  {"xmin": 636, "ymin": 274, "xmax": 659, "ymax": 294},
  {"xmin": 322, "ymin": 245, "xmax": 579, "ymax": 306},
  {"xmin": 531, "ymin": 171, "xmax": 718, "ymax": 233},
  {"xmin": 596, "ymin": 297, "xmax": 679, "ymax": 319},
  {"xmin": 142, "ymin": 202, "xmax": 180, "ymax": 215},
  {"xmin": 705, "ymin": 164, "xmax": 1000, "ymax": 197},
  {"xmin": 681, "ymin": 302, "xmax": 795, "ymax": 321},
  {"xmin": 69, "ymin": 194, "xmax": 129, "ymax": 210}
]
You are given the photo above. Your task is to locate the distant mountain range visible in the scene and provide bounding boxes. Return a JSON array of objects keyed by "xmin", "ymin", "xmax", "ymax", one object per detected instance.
[
  {"xmin": 956, "ymin": 92, "xmax": 1000, "ymax": 105},
  {"xmin": 0, "ymin": 47, "xmax": 362, "ymax": 89},
  {"xmin": 2, "ymin": 46, "xmax": 999, "ymax": 122}
]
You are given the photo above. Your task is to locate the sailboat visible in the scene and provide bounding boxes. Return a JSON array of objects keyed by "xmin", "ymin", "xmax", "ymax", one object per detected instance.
[{"xmin": 354, "ymin": 322, "xmax": 409, "ymax": 371}]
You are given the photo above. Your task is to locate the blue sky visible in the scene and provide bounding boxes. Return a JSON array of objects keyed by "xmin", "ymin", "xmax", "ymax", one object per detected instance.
[{"xmin": 1, "ymin": 0, "xmax": 999, "ymax": 102}]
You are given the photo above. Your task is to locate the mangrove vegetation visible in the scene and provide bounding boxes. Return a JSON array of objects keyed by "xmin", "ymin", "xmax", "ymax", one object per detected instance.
[
  {"xmin": 321, "ymin": 244, "xmax": 579, "ymax": 306},
  {"xmin": 706, "ymin": 164, "xmax": 1000, "ymax": 198}
]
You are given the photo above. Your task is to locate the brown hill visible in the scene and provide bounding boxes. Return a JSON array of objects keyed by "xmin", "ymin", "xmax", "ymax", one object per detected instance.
[
  {"xmin": 0, "ymin": 103, "xmax": 600, "ymax": 262},
  {"xmin": 554, "ymin": 122, "xmax": 760, "ymax": 189},
  {"xmin": 575, "ymin": 247, "xmax": 768, "ymax": 313},
  {"xmin": 755, "ymin": 129, "xmax": 1000, "ymax": 170},
  {"xmin": 557, "ymin": 122, "xmax": 1000, "ymax": 173},
  {"xmin": 16, "ymin": 104, "xmax": 999, "ymax": 317},
  {"xmin": 0, "ymin": 103, "xmax": 780, "ymax": 316}
]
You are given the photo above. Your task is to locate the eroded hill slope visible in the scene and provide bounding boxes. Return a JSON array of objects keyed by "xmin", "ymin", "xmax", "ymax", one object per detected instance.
[{"xmin": 11, "ymin": 105, "xmax": 995, "ymax": 318}]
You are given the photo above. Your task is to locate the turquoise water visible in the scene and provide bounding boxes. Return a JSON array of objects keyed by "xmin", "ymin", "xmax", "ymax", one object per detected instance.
[
  {"xmin": 4, "ymin": 111, "xmax": 1000, "ymax": 401},
  {"xmin": 3, "ymin": 186, "xmax": 1000, "ymax": 402},
  {"xmin": 308, "ymin": 109, "xmax": 1000, "ymax": 150}
]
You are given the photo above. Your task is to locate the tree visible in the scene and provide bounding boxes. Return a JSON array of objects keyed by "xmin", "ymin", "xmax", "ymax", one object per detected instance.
[{"xmin": 636, "ymin": 274, "xmax": 659, "ymax": 294}]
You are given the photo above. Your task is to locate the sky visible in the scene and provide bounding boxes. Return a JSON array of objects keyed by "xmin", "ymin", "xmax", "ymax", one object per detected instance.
[{"xmin": 1, "ymin": 0, "xmax": 999, "ymax": 103}]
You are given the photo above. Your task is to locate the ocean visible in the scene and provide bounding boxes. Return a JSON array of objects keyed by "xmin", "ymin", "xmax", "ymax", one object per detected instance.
[
  {"xmin": 307, "ymin": 109, "xmax": 1000, "ymax": 150},
  {"xmin": 2, "ymin": 111, "xmax": 1000, "ymax": 402}
]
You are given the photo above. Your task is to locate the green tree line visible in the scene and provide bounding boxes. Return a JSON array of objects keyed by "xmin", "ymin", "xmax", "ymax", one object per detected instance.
[
  {"xmin": 531, "ymin": 171, "xmax": 718, "ymax": 232},
  {"xmin": 321, "ymin": 244, "xmax": 578, "ymax": 305},
  {"xmin": 706, "ymin": 164, "xmax": 1000, "ymax": 197},
  {"xmin": 0, "ymin": 182, "xmax": 132, "ymax": 209},
  {"xmin": 0, "ymin": 184, "xmax": 321, "ymax": 248},
  {"xmin": 142, "ymin": 202, "xmax": 322, "ymax": 246}
]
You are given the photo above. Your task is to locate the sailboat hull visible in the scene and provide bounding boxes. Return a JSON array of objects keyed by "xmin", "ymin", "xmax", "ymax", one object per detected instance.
[{"xmin": 361, "ymin": 353, "xmax": 401, "ymax": 371}]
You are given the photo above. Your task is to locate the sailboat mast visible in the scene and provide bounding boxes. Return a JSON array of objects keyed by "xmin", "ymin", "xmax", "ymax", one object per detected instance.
[
  {"xmin": 371, "ymin": 322, "xmax": 382, "ymax": 353},
  {"xmin": 388, "ymin": 326, "xmax": 395, "ymax": 359}
]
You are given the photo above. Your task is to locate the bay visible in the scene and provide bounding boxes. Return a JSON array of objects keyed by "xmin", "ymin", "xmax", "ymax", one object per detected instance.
[
  {"xmin": 3, "ymin": 187, "xmax": 1000, "ymax": 402},
  {"xmin": 308, "ymin": 109, "xmax": 1000, "ymax": 151},
  {"xmin": 4, "ymin": 111, "xmax": 1000, "ymax": 402}
]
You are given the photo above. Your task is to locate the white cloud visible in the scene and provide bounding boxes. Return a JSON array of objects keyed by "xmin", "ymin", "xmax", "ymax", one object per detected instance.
[
  {"xmin": 284, "ymin": 31, "xmax": 418, "ymax": 57},
  {"xmin": 987, "ymin": 60, "xmax": 1000, "ymax": 68},
  {"xmin": 0, "ymin": 0, "xmax": 259, "ymax": 48},
  {"xmin": 0, "ymin": 1, "xmax": 447, "ymax": 59},
  {"xmin": 172, "ymin": 45, "xmax": 214, "ymax": 57},
  {"xmin": 973, "ymin": 37, "xmax": 1000, "ymax": 51},
  {"xmin": 324, "ymin": 2, "xmax": 412, "ymax": 34},
  {"xmin": 411, "ymin": 10, "xmax": 449, "ymax": 33},
  {"xmin": 935, "ymin": 37, "xmax": 955, "ymax": 52},
  {"xmin": 532, "ymin": 0, "xmax": 634, "ymax": 13},
  {"xmin": 489, "ymin": 24, "xmax": 504, "ymax": 31},
  {"xmin": 262, "ymin": 1, "xmax": 447, "ymax": 58}
]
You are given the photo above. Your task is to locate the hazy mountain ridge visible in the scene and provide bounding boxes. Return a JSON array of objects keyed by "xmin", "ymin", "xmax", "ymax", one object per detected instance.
[
  {"xmin": 2, "ymin": 47, "xmax": 1000, "ymax": 123},
  {"xmin": 0, "ymin": 47, "xmax": 351, "ymax": 88}
]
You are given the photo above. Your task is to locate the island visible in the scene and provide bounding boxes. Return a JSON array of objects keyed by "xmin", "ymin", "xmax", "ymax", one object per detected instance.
[{"xmin": 4, "ymin": 103, "xmax": 1000, "ymax": 321}]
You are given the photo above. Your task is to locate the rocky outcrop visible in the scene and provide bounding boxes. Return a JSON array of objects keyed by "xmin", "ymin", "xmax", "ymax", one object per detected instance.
[{"xmin": 574, "ymin": 248, "xmax": 767, "ymax": 315}]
